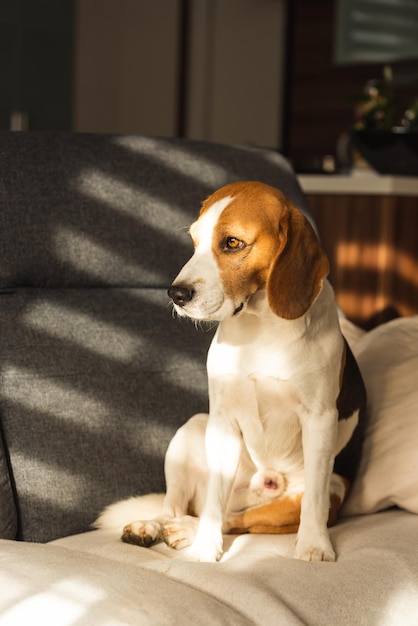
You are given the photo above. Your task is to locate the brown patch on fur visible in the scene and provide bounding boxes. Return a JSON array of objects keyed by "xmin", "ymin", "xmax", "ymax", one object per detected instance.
[
  {"xmin": 266, "ymin": 204, "xmax": 330, "ymax": 319},
  {"xmin": 225, "ymin": 479, "xmax": 348, "ymax": 535},
  {"xmin": 199, "ymin": 181, "xmax": 329, "ymax": 320},
  {"xmin": 225, "ymin": 494, "xmax": 303, "ymax": 535},
  {"xmin": 205, "ymin": 182, "xmax": 288, "ymax": 306}
]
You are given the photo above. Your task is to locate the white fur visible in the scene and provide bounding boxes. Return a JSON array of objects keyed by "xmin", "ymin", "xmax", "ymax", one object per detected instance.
[
  {"xmin": 95, "ymin": 494, "xmax": 165, "ymax": 532},
  {"xmin": 168, "ymin": 193, "xmax": 354, "ymax": 562},
  {"xmin": 187, "ymin": 286, "xmax": 346, "ymax": 562},
  {"xmin": 172, "ymin": 196, "xmax": 241, "ymax": 321},
  {"xmin": 98, "ymin": 185, "xmax": 357, "ymax": 563}
]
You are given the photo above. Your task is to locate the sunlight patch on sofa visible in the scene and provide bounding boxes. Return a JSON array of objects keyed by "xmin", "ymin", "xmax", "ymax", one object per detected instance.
[
  {"xmin": 380, "ymin": 584, "xmax": 418, "ymax": 625},
  {"xmin": 1, "ymin": 366, "xmax": 110, "ymax": 431},
  {"xmin": 163, "ymin": 360, "xmax": 207, "ymax": 394},
  {"xmin": 0, "ymin": 573, "xmax": 105, "ymax": 626},
  {"xmin": 114, "ymin": 135, "xmax": 229, "ymax": 183},
  {"xmin": 54, "ymin": 226, "xmax": 166, "ymax": 283},
  {"xmin": 12, "ymin": 453, "xmax": 92, "ymax": 508},
  {"xmin": 75, "ymin": 167, "xmax": 192, "ymax": 227},
  {"xmin": 22, "ymin": 301, "xmax": 142, "ymax": 363}
]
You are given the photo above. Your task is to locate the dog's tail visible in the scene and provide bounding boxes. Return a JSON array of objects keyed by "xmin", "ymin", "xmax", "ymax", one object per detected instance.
[{"xmin": 93, "ymin": 493, "xmax": 165, "ymax": 532}]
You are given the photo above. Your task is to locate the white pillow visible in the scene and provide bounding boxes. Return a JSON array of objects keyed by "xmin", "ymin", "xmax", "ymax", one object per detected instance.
[{"xmin": 343, "ymin": 316, "xmax": 418, "ymax": 516}]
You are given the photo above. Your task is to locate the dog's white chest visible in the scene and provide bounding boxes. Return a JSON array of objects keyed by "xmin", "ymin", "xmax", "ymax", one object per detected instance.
[
  {"xmin": 207, "ymin": 314, "xmax": 305, "ymax": 472},
  {"xmin": 207, "ymin": 305, "xmax": 304, "ymax": 379}
]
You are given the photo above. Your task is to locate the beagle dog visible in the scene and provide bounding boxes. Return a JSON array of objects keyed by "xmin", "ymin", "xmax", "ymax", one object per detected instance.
[{"xmin": 97, "ymin": 181, "xmax": 365, "ymax": 562}]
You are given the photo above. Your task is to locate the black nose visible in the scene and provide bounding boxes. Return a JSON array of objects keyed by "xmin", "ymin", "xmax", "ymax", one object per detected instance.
[{"xmin": 168, "ymin": 285, "xmax": 195, "ymax": 307}]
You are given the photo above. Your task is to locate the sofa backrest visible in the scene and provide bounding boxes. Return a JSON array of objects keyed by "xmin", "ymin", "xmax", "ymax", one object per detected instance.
[{"xmin": 0, "ymin": 132, "xmax": 311, "ymax": 542}]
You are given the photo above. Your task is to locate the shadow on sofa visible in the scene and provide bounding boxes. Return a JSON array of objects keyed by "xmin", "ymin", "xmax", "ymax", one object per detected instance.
[
  {"xmin": 1, "ymin": 132, "xmax": 418, "ymax": 625},
  {"xmin": 0, "ymin": 132, "xmax": 310, "ymax": 543}
]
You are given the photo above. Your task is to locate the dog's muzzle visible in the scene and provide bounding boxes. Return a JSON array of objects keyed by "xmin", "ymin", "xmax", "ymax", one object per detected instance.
[{"xmin": 168, "ymin": 285, "xmax": 195, "ymax": 308}]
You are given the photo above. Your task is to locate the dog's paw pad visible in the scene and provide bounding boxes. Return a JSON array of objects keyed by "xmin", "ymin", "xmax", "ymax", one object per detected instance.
[
  {"xmin": 162, "ymin": 516, "xmax": 198, "ymax": 550},
  {"xmin": 121, "ymin": 520, "xmax": 162, "ymax": 548}
]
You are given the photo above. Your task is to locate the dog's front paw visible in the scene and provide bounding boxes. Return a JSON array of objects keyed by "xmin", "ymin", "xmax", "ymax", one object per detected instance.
[
  {"xmin": 122, "ymin": 520, "xmax": 163, "ymax": 548},
  {"xmin": 188, "ymin": 529, "xmax": 224, "ymax": 562},
  {"xmin": 162, "ymin": 515, "xmax": 199, "ymax": 550},
  {"xmin": 188, "ymin": 541, "xmax": 223, "ymax": 563},
  {"xmin": 294, "ymin": 533, "xmax": 336, "ymax": 562}
]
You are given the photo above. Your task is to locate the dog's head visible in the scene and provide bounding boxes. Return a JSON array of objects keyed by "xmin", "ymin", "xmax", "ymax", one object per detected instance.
[{"xmin": 168, "ymin": 181, "xmax": 329, "ymax": 322}]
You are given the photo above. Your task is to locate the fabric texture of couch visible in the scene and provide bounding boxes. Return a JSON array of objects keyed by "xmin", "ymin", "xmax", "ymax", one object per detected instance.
[{"xmin": 0, "ymin": 132, "xmax": 417, "ymax": 625}]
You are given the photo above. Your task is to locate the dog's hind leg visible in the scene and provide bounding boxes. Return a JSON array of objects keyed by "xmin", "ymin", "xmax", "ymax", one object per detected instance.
[
  {"xmin": 122, "ymin": 516, "xmax": 168, "ymax": 547},
  {"xmin": 94, "ymin": 493, "xmax": 169, "ymax": 547},
  {"xmin": 122, "ymin": 510, "xmax": 200, "ymax": 550},
  {"xmin": 161, "ymin": 515, "xmax": 200, "ymax": 550},
  {"xmin": 123, "ymin": 414, "xmax": 208, "ymax": 549},
  {"xmin": 157, "ymin": 413, "xmax": 208, "ymax": 550}
]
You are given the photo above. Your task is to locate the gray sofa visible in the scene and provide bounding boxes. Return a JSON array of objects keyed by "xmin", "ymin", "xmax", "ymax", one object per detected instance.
[{"xmin": 1, "ymin": 132, "xmax": 417, "ymax": 625}]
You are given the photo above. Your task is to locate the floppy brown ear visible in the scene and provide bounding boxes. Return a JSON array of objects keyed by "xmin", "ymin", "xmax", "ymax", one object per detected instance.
[{"xmin": 267, "ymin": 203, "xmax": 329, "ymax": 319}]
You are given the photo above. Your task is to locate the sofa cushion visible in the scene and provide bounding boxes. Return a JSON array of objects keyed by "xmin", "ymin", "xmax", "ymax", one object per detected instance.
[
  {"xmin": 51, "ymin": 510, "xmax": 418, "ymax": 625},
  {"xmin": 0, "ymin": 430, "xmax": 17, "ymax": 539},
  {"xmin": 343, "ymin": 316, "xmax": 418, "ymax": 516},
  {"xmin": 0, "ymin": 540, "xmax": 251, "ymax": 625},
  {"xmin": 0, "ymin": 132, "xmax": 315, "ymax": 543},
  {"xmin": 0, "ymin": 132, "xmax": 311, "ymax": 289},
  {"xmin": 0, "ymin": 288, "xmax": 213, "ymax": 541}
]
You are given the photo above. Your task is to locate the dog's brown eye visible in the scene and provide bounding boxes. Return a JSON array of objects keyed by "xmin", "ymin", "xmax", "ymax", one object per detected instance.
[{"xmin": 225, "ymin": 237, "xmax": 244, "ymax": 251}]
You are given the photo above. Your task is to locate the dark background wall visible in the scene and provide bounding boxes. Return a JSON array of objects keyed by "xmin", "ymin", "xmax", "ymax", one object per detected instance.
[
  {"xmin": 1, "ymin": 0, "xmax": 417, "ymax": 167},
  {"xmin": 284, "ymin": 0, "xmax": 418, "ymax": 167},
  {"xmin": 0, "ymin": 0, "xmax": 73, "ymax": 131}
]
